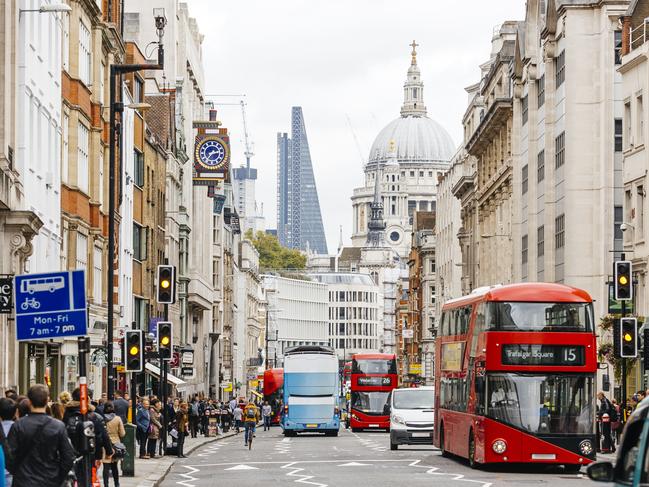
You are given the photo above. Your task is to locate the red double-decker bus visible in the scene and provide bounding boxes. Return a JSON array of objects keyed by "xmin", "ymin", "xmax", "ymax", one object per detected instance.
[
  {"xmin": 434, "ymin": 283, "xmax": 597, "ymax": 471},
  {"xmin": 263, "ymin": 368, "xmax": 284, "ymax": 425},
  {"xmin": 350, "ymin": 353, "xmax": 398, "ymax": 431}
]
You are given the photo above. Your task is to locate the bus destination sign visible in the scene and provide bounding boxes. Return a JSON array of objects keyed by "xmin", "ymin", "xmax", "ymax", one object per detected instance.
[
  {"xmin": 357, "ymin": 376, "xmax": 392, "ymax": 386},
  {"xmin": 502, "ymin": 344, "xmax": 585, "ymax": 366}
]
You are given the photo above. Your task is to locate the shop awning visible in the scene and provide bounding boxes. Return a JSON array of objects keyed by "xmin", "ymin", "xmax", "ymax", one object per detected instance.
[
  {"xmin": 145, "ymin": 363, "xmax": 187, "ymax": 387},
  {"xmin": 250, "ymin": 390, "xmax": 263, "ymax": 399}
]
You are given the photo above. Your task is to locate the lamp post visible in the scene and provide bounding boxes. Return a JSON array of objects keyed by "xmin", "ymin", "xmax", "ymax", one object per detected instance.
[{"xmin": 106, "ymin": 9, "xmax": 167, "ymax": 400}]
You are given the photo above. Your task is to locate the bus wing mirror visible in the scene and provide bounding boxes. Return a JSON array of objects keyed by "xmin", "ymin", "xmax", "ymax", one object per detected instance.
[
  {"xmin": 475, "ymin": 376, "xmax": 485, "ymax": 394},
  {"xmin": 383, "ymin": 403, "xmax": 391, "ymax": 415}
]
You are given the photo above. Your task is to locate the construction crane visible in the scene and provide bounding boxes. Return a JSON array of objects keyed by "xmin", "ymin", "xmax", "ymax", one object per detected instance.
[
  {"xmin": 205, "ymin": 94, "xmax": 254, "ymax": 168},
  {"xmin": 345, "ymin": 113, "xmax": 366, "ymax": 166}
]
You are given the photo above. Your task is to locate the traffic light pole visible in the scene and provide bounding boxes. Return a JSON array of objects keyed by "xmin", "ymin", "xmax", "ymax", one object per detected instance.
[
  {"xmin": 161, "ymin": 302, "xmax": 169, "ymax": 455},
  {"xmin": 621, "ymin": 252, "xmax": 628, "ymax": 418}
]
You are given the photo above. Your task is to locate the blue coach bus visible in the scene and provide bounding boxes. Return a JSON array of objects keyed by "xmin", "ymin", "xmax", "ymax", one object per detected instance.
[{"xmin": 282, "ymin": 345, "xmax": 340, "ymax": 436}]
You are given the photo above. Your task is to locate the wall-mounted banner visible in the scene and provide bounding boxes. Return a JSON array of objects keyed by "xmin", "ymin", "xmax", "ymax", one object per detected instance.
[
  {"xmin": 213, "ymin": 195, "xmax": 226, "ymax": 215},
  {"xmin": 193, "ymin": 134, "xmax": 230, "ymax": 186},
  {"xmin": 0, "ymin": 276, "xmax": 13, "ymax": 314}
]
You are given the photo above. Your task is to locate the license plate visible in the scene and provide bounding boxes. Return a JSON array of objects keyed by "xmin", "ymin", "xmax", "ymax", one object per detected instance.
[
  {"xmin": 369, "ymin": 424, "xmax": 379, "ymax": 427},
  {"xmin": 532, "ymin": 453, "xmax": 556, "ymax": 460},
  {"xmin": 306, "ymin": 424, "xmax": 318, "ymax": 428},
  {"xmin": 411, "ymin": 432, "xmax": 430, "ymax": 438}
]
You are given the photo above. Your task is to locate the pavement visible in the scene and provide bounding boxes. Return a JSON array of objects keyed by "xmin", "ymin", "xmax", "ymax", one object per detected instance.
[
  {"xmin": 153, "ymin": 427, "xmax": 607, "ymax": 487},
  {"xmin": 120, "ymin": 430, "xmax": 238, "ymax": 487}
]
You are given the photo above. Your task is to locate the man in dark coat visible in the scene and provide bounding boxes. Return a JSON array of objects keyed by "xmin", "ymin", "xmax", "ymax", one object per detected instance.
[{"xmin": 6, "ymin": 384, "xmax": 75, "ymax": 487}]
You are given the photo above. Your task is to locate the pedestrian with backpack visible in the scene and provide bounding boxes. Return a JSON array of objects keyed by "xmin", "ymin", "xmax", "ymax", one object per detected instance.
[
  {"xmin": 189, "ymin": 398, "xmax": 199, "ymax": 439},
  {"xmin": 102, "ymin": 401, "xmax": 125, "ymax": 487},
  {"xmin": 243, "ymin": 401, "xmax": 258, "ymax": 448},
  {"xmin": 6, "ymin": 384, "xmax": 75, "ymax": 487}
]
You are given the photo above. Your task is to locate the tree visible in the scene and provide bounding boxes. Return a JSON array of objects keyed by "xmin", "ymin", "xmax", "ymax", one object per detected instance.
[{"xmin": 245, "ymin": 230, "xmax": 306, "ymax": 271}]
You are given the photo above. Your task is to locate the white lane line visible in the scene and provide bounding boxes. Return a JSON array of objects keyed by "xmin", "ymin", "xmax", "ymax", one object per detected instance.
[
  {"xmin": 188, "ymin": 459, "xmax": 418, "ymax": 467},
  {"xmin": 176, "ymin": 465, "xmax": 200, "ymax": 487},
  {"xmin": 281, "ymin": 461, "xmax": 328, "ymax": 487},
  {"xmin": 408, "ymin": 460, "xmax": 493, "ymax": 487}
]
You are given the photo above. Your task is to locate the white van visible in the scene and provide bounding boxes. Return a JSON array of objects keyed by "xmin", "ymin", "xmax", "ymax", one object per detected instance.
[{"xmin": 389, "ymin": 386, "xmax": 435, "ymax": 450}]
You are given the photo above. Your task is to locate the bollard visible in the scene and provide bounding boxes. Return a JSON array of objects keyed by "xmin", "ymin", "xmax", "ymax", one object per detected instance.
[
  {"xmin": 122, "ymin": 423, "xmax": 137, "ymax": 477},
  {"xmin": 601, "ymin": 413, "xmax": 612, "ymax": 453}
]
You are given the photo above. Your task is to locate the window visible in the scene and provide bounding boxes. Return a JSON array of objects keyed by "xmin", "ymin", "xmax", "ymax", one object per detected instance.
[
  {"xmin": 430, "ymin": 259, "xmax": 436, "ymax": 273},
  {"xmin": 625, "ymin": 101, "xmax": 632, "ymax": 148},
  {"xmin": 79, "ymin": 20, "xmax": 91, "ymax": 86},
  {"xmin": 407, "ymin": 200, "xmax": 417, "ymax": 217},
  {"xmin": 410, "ymin": 171, "xmax": 415, "ymax": 177},
  {"xmin": 98, "ymin": 149, "xmax": 104, "ymax": 208},
  {"xmin": 615, "ymin": 30, "xmax": 622, "ymax": 65},
  {"xmin": 76, "ymin": 233, "xmax": 88, "ymax": 271},
  {"xmin": 77, "ymin": 123, "xmax": 89, "ymax": 193},
  {"xmin": 537, "ymin": 149, "xmax": 545, "ymax": 182},
  {"xmin": 99, "ymin": 62, "xmax": 105, "ymax": 106},
  {"xmin": 133, "ymin": 223, "xmax": 147, "ymax": 261},
  {"xmin": 134, "ymin": 76, "xmax": 144, "ymax": 103},
  {"xmin": 62, "ymin": 13, "xmax": 69, "ymax": 71},
  {"xmin": 430, "ymin": 285, "xmax": 436, "ymax": 305},
  {"xmin": 134, "ymin": 149, "xmax": 144, "ymax": 187},
  {"xmin": 537, "ymin": 225, "xmax": 545, "ymax": 257},
  {"xmin": 615, "ymin": 118, "xmax": 623, "ymax": 152},
  {"xmin": 555, "ymin": 131, "xmax": 565, "ymax": 169},
  {"xmin": 637, "ymin": 95, "xmax": 644, "ymax": 145},
  {"xmin": 61, "ymin": 228, "xmax": 68, "ymax": 270},
  {"xmin": 637, "ymin": 185, "xmax": 645, "ymax": 238},
  {"xmin": 522, "ymin": 164, "xmax": 529, "ymax": 194},
  {"xmin": 522, "ymin": 234, "xmax": 528, "ymax": 265},
  {"xmin": 522, "ymin": 94, "xmax": 528, "ymax": 125},
  {"xmin": 615, "ymin": 206, "xmax": 623, "ymax": 240},
  {"xmin": 93, "ymin": 245, "xmax": 102, "ymax": 304},
  {"xmin": 555, "ymin": 50, "xmax": 565, "ymax": 87},
  {"xmin": 537, "ymin": 74, "xmax": 545, "ymax": 108},
  {"xmin": 419, "ymin": 171, "xmax": 424, "ymax": 177},
  {"xmin": 61, "ymin": 113, "xmax": 69, "ymax": 183},
  {"xmin": 555, "ymin": 214, "xmax": 565, "ymax": 249},
  {"xmin": 133, "ymin": 297, "xmax": 147, "ymax": 331}
]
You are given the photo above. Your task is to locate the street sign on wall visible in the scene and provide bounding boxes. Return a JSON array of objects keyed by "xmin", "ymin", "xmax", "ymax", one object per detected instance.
[
  {"xmin": 0, "ymin": 276, "xmax": 13, "ymax": 314},
  {"xmin": 14, "ymin": 270, "xmax": 87, "ymax": 341}
]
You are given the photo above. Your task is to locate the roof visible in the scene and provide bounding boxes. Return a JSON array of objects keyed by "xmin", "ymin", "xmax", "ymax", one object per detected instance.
[
  {"xmin": 368, "ymin": 115, "xmax": 455, "ymax": 166},
  {"xmin": 443, "ymin": 282, "xmax": 593, "ymax": 308}
]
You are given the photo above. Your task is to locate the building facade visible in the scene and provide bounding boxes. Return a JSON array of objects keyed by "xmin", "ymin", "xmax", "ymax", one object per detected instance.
[
  {"xmin": 276, "ymin": 107, "xmax": 328, "ymax": 254},
  {"xmin": 310, "ymin": 273, "xmax": 381, "ymax": 363}
]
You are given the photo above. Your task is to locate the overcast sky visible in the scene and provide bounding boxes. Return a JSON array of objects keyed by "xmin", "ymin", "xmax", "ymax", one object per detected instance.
[{"xmin": 187, "ymin": 0, "xmax": 526, "ymax": 252}]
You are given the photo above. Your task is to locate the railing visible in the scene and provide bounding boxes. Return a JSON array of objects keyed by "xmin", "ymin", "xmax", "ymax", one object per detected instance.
[{"xmin": 630, "ymin": 20, "xmax": 649, "ymax": 51}]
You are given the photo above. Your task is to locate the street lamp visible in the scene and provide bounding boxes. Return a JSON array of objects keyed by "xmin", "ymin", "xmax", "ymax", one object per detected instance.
[
  {"xmin": 20, "ymin": 3, "xmax": 71, "ymax": 15},
  {"xmin": 106, "ymin": 11, "xmax": 166, "ymax": 400}
]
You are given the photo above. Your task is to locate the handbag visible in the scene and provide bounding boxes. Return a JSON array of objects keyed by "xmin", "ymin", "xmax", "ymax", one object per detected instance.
[{"xmin": 111, "ymin": 441, "xmax": 127, "ymax": 460}]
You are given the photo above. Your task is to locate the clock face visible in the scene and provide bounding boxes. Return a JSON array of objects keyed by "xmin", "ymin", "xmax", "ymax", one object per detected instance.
[
  {"xmin": 389, "ymin": 231, "xmax": 400, "ymax": 242},
  {"xmin": 197, "ymin": 138, "xmax": 227, "ymax": 168}
]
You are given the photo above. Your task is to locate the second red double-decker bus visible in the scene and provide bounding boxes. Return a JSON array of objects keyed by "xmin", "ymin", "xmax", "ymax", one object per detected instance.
[
  {"xmin": 434, "ymin": 283, "xmax": 597, "ymax": 471},
  {"xmin": 350, "ymin": 353, "xmax": 398, "ymax": 431},
  {"xmin": 263, "ymin": 368, "xmax": 284, "ymax": 425}
]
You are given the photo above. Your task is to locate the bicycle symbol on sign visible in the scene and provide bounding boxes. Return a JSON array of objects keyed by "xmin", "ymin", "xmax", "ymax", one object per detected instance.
[{"xmin": 20, "ymin": 297, "xmax": 41, "ymax": 311}]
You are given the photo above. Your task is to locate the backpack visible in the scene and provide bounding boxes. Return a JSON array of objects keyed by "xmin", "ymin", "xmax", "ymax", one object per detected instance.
[
  {"xmin": 246, "ymin": 407, "xmax": 256, "ymax": 419},
  {"xmin": 65, "ymin": 412, "xmax": 84, "ymax": 453}
]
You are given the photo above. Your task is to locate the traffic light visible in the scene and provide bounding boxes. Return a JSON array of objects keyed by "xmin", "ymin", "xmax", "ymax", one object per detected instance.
[
  {"xmin": 124, "ymin": 329, "xmax": 144, "ymax": 372},
  {"xmin": 620, "ymin": 317, "xmax": 638, "ymax": 358},
  {"xmin": 156, "ymin": 265, "xmax": 176, "ymax": 304},
  {"xmin": 157, "ymin": 321, "xmax": 173, "ymax": 360},
  {"xmin": 614, "ymin": 260, "xmax": 633, "ymax": 300}
]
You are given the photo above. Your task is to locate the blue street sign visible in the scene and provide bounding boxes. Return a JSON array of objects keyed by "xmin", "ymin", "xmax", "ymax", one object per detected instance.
[{"xmin": 14, "ymin": 270, "xmax": 87, "ymax": 341}]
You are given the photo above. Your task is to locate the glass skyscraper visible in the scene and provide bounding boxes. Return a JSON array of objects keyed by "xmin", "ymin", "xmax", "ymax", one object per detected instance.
[{"xmin": 276, "ymin": 107, "xmax": 328, "ymax": 254}]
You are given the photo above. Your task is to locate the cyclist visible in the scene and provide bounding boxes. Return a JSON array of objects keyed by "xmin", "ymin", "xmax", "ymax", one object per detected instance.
[{"xmin": 243, "ymin": 401, "xmax": 258, "ymax": 448}]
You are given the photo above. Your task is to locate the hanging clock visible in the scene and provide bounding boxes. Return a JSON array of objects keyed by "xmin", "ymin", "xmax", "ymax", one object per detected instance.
[{"xmin": 195, "ymin": 136, "xmax": 229, "ymax": 171}]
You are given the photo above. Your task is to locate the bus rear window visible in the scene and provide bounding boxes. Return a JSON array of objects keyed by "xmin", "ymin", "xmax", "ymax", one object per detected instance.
[
  {"xmin": 487, "ymin": 302, "xmax": 593, "ymax": 332},
  {"xmin": 352, "ymin": 359, "xmax": 397, "ymax": 375}
]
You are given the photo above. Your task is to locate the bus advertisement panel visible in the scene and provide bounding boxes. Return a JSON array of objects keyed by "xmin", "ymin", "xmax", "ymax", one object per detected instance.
[
  {"xmin": 434, "ymin": 283, "xmax": 597, "ymax": 471},
  {"xmin": 282, "ymin": 346, "xmax": 340, "ymax": 436},
  {"xmin": 263, "ymin": 368, "xmax": 284, "ymax": 425},
  {"xmin": 350, "ymin": 353, "xmax": 398, "ymax": 431}
]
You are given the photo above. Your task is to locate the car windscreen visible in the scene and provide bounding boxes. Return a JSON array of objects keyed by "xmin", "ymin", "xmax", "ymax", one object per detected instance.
[{"xmin": 392, "ymin": 389, "xmax": 435, "ymax": 410}]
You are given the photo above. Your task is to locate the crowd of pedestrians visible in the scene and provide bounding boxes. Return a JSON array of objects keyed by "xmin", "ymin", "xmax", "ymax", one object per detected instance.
[
  {"xmin": 597, "ymin": 389, "xmax": 649, "ymax": 454},
  {"xmin": 0, "ymin": 384, "xmax": 269, "ymax": 487}
]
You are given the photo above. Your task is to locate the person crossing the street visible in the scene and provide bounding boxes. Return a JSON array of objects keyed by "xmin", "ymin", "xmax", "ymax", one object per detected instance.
[
  {"xmin": 261, "ymin": 401, "xmax": 272, "ymax": 431},
  {"xmin": 243, "ymin": 401, "xmax": 258, "ymax": 449}
]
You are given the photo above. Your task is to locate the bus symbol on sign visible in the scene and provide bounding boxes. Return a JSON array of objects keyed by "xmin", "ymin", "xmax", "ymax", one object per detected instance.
[{"xmin": 20, "ymin": 276, "xmax": 65, "ymax": 294}]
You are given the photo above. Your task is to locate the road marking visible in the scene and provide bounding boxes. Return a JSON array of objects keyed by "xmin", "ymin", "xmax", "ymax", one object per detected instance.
[
  {"xmin": 225, "ymin": 464, "xmax": 259, "ymax": 470},
  {"xmin": 176, "ymin": 466, "xmax": 200, "ymax": 487},
  {"xmin": 281, "ymin": 461, "xmax": 328, "ymax": 487},
  {"xmin": 408, "ymin": 459, "xmax": 493, "ymax": 487},
  {"xmin": 338, "ymin": 462, "xmax": 370, "ymax": 466},
  {"xmin": 189, "ymin": 459, "xmax": 417, "ymax": 467}
]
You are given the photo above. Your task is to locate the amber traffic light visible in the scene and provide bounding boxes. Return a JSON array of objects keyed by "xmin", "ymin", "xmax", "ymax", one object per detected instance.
[
  {"xmin": 157, "ymin": 321, "xmax": 173, "ymax": 360},
  {"xmin": 124, "ymin": 329, "xmax": 143, "ymax": 372},
  {"xmin": 614, "ymin": 261, "xmax": 633, "ymax": 301},
  {"xmin": 157, "ymin": 265, "xmax": 176, "ymax": 304},
  {"xmin": 620, "ymin": 317, "xmax": 638, "ymax": 358}
]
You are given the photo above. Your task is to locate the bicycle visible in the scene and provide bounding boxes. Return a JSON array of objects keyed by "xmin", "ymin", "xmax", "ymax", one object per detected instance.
[{"xmin": 244, "ymin": 423, "xmax": 255, "ymax": 450}]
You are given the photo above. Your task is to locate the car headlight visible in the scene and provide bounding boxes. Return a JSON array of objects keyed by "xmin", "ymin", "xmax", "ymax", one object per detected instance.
[
  {"xmin": 492, "ymin": 439, "xmax": 507, "ymax": 454},
  {"xmin": 391, "ymin": 415, "xmax": 405, "ymax": 425},
  {"xmin": 579, "ymin": 440, "xmax": 593, "ymax": 456}
]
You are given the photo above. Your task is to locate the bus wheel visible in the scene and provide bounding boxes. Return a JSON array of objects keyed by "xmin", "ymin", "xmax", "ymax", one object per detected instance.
[
  {"xmin": 439, "ymin": 424, "xmax": 449, "ymax": 457},
  {"xmin": 468, "ymin": 431, "xmax": 479, "ymax": 469}
]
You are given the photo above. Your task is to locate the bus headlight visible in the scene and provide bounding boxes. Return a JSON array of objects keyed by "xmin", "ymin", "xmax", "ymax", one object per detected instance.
[
  {"xmin": 579, "ymin": 440, "xmax": 593, "ymax": 456},
  {"xmin": 391, "ymin": 415, "xmax": 405, "ymax": 425},
  {"xmin": 492, "ymin": 439, "xmax": 507, "ymax": 454}
]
